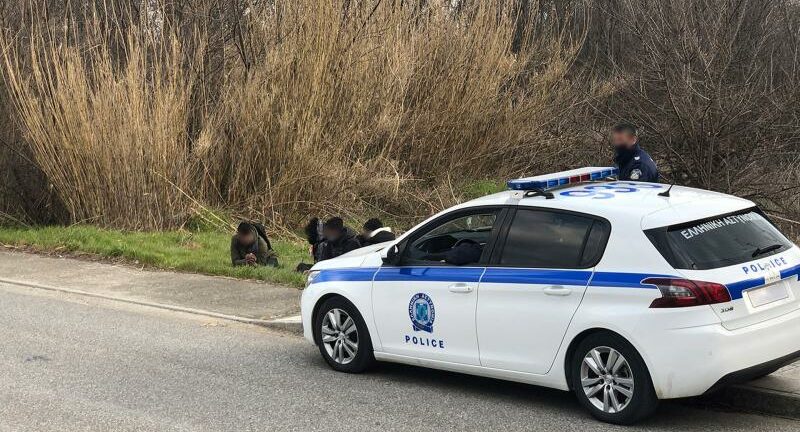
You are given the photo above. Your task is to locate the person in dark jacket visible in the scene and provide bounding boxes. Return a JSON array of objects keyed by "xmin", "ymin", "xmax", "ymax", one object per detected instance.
[
  {"xmin": 425, "ymin": 239, "xmax": 483, "ymax": 266},
  {"xmin": 358, "ymin": 218, "xmax": 396, "ymax": 246},
  {"xmin": 318, "ymin": 217, "xmax": 361, "ymax": 261},
  {"xmin": 611, "ymin": 123, "xmax": 659, "ymax": 182},
  {"xmin": 231, "ymin": 222, "xmax": 277, "ymax": 267},
  {"xmin": 305, "ymin": 217, "xmax": 325, "ymax": 263},
  {"xmin": 296, "ymin": 217, "xmax": 325, "ymax": 272}
]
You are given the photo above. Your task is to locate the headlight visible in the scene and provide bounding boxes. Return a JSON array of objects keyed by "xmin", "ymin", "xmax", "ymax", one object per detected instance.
[{"xmin": 305, "ymin": 270, "xmax": 320, "ymax": 288}]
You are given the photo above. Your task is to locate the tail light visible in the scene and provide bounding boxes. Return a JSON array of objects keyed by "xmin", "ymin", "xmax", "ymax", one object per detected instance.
[{"xmin": 643, "ymin": 278, "xmax": 731, "ymax": 308}]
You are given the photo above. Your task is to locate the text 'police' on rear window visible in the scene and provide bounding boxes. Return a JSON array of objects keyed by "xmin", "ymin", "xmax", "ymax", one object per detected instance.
[{"xmin": 645, "ymin": 209, "xmax": 792, "ymax": 270}]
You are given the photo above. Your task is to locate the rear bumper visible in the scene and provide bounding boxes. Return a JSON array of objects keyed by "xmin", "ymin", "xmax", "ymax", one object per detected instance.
[
  {"xmin": 642, "ymin": 306, "xmax": 800, "ymax": 399},
  {"xmin": 703, "ymin": 348, "xmax": 800, "ymax": 395}
]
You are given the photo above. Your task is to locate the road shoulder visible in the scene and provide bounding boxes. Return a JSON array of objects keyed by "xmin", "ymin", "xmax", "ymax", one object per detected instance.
[
  {"xmin": 0, "ymin": 250, "xmax": 302, "ymax": 333},
  {"xmin": 711, "ymin": 362, "xmax": 800, "ymax": 419}
]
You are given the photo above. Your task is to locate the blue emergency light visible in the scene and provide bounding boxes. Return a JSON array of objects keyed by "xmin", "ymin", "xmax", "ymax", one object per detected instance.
[{"xmin": 506, "ymin": 167, "xmax": 619, "ymax": 191}]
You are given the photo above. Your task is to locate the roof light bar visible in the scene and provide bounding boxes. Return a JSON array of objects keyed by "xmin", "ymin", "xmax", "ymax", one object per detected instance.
[{"xmin": 506, "ymin": 167, "xmax": 619, "ymax": 191}]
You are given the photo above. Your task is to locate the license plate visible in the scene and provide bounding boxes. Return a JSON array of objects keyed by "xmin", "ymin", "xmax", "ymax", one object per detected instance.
[{"xmin": 745, "ymin": 282, "xmax": 789, "ymax": 308}]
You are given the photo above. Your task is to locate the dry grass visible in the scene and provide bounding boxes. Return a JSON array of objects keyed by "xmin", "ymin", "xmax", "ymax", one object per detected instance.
[
  {"xmin": 4, "ymin": 0, "xmax": 797, "ymax": 233},
  {"xmin": 0, "ymin": 1, "xmax": 589, "ymax": 230},
  {"xmin": 195, "ymin": 1, "xmax": 589, "ymax": 226},
  {"xmin": 1, "ymin": 4, "xmax": 199, "ymax": 228}
]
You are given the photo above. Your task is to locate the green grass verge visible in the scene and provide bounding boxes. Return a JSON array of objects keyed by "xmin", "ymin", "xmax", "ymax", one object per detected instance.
[
  {"xmin": 0, "ymin": 225, "xmax": 309, "ymax": 287},
  {"xmin": 460, "ymin": 179, "xmax": 507, "ymax": 200}
]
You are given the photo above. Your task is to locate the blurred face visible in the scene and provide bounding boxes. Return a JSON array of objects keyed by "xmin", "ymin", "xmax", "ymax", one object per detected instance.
[
  {"xmin": 323, "ymin": 227, "xmax": 341, "ymax": 242},
  {"xmin": 238, "ymin": 231, "xmax": 255, "ymax": 246},
  {"xmin": 611, "ymin": 131, "xmax": 637, "ymax": 150}
]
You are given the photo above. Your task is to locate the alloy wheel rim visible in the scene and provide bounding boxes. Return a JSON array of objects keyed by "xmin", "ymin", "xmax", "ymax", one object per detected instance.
[
  {"xmin": 321, "ymin": 308, "xmax": 359, "ymax": 365},
  {"xmin": 580, "ymin": 346, "xmax": 635, "ymax": 414}
]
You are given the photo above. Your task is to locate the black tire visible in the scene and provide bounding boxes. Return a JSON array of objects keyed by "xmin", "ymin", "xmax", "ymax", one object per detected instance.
[
  {"xmin": 570, "ymin": 332, "xmax": 659, "ymax": 425},
  {"xmin": 314, "ymin": 296, "xmax": 375, "ymax": 373}
]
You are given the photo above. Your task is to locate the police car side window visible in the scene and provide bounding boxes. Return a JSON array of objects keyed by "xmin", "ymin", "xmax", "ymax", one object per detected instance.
[
  {"xmin": 403, "ymin": 211, "xmax": 499, "ymax": 266},
  {"xmin": 499, "ymin": 210, "xmax": 599, "ymax": 269},
  {"xmin": 580, "ymin": 221, "xmax": 611, "ymax": 268}
]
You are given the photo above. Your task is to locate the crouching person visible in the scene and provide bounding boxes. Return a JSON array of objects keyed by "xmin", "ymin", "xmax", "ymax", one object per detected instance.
[
  {"xmin": 296, "ymin": 217, "xmax": 325, "ymax": 272},
  {"xmin": 231, "ymin": 222, "xmax": 278, "ymax": 267},
  {"xmin": 319, "ymin": 217, "xmax": 361, "ymax": 261},
  {"xmin": 359, "ymin": 218, "xmax": 396, "ymax": 246}
]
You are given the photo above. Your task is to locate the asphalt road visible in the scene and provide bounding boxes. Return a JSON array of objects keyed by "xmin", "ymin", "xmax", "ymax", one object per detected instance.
[{"xmin": 1, "ymin": 282, "xmax": 798, "ymax": 432}]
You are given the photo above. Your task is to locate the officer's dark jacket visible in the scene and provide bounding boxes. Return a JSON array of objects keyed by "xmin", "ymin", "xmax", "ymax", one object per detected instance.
[
  {"xmin": 615, "ymin": 143, "xmax": 659, "ymax": 182},
  {"xmin": 319, "ymin": 227, "xmax": 361, "ymax": 261}
]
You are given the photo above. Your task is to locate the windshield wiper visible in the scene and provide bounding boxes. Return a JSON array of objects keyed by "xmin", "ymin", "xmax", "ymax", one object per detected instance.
[{"xmin": 752, "ymin": 244, "xmax": 783, "ymax": 258}]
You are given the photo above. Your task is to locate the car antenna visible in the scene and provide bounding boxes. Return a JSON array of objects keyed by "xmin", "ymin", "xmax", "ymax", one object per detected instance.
[{"xmin": 658, "ymin": 174, "xmax": 675, "ymax": 197}]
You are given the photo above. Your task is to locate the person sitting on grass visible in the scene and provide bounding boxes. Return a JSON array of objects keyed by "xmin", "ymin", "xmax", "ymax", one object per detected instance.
[
  {"xmin": 318, "ymin": 217, "xmax": 361, "ymax": 261},
  {"xmin": 295, "ymin": 217, "xmax": 325, "ymax": 273},
  {"xmin": 231, "ymin": 222, "xmax": 277, "ymax": 267},
  {"xmin": 358, "ymin": 218, "xmax": 396, "ymax": 246}
]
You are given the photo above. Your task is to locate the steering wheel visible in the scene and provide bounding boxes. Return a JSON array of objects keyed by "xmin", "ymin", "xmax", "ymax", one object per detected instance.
[{"xmin": 452, "ymin": 238, "xmax": 478, "ymax": 248}]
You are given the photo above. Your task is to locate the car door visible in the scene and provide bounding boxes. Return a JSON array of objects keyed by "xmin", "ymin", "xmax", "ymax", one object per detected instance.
[
  {"xmin": 372, "ymin": 207, "xmax": 507, "ymax": 366},
  {"xmin": 477, "ymin": 208, "xmax": 610, "ymax": 374}
]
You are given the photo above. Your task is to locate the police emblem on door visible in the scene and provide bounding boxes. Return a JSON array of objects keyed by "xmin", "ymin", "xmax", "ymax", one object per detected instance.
[{"xmin": 408, "ymin": 293, "xmax": 435, "ymax": 333}]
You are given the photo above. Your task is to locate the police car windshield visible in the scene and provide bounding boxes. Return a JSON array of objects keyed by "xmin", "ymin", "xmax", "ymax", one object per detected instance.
[
  {"xmin": 424, "ymin": 214, "xmax": 496, "ymax": 238},
  {"xmin": 645, "ymin": 209, "xmax": 793, "ymax": 270},
  {"xmin": 425, "ymin": 226, "xmax": 492, "ymax": 236}
]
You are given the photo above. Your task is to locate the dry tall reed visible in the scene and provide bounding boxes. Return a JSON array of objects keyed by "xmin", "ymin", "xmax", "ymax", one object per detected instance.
[
  {"xmin": 196, "ymin": 0, "xmax": 588, "ymax": 225},
  {"xmin": 1, "ymin": 1, "xmax": 589, "ymax": 229},
  {"xmin": 2, "ymin": 5, "xmax": 199, "ymax": 228}
]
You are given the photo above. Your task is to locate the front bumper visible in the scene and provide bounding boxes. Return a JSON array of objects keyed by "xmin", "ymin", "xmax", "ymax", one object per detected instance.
[
  {"xmin": 300, "ymin": 288, "xmax": 315, "ymax": 344},
  {"xmin": 642, "ymin": 307, "xmax": 800, "ymax": 399}
]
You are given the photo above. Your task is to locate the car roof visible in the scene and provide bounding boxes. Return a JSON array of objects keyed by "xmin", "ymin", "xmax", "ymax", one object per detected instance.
[{"xmin": 460, "ymin": 181, "xmax": 755, "ymax": 230}]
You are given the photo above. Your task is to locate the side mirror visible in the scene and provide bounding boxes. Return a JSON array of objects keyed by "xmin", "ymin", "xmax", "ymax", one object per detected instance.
[{"xmin": 381, "ymin": 241, "xmax": 404, "ymax": 266}]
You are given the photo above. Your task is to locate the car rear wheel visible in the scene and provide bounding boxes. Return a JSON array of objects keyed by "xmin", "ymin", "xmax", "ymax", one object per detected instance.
[
  {"xmin": 570, "ymin": 332, "xmax": 658, "ymax": 424},
  {"xmin": 315, "ymin": 296, "xmax": 374, "ymax": 373}
]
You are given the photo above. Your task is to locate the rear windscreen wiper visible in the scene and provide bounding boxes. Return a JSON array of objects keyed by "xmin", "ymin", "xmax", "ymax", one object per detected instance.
[{"xmin": 752, "ymin": 244, "xmax": 783, "ymax": 258}]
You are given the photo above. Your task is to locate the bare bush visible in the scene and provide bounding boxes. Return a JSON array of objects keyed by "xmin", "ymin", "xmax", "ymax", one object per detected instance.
[{"xmin": 580, "ymin": 0, "xmax": 800, "ymax": 221}]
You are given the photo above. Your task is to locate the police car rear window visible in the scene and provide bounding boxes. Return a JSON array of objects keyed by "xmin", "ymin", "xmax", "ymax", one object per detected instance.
[
  {"xmin": 645, "ymin": 209, "xmax": 793, "ymax": 270},
  {"xmin": 497, "ymin": 209, "xmax": 609, "ymax": 269}
]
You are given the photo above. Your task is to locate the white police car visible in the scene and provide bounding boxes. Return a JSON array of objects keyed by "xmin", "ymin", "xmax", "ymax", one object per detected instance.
[{"xmin": 300, "ymin": 167, "xmax": 800, "ymax": 424}]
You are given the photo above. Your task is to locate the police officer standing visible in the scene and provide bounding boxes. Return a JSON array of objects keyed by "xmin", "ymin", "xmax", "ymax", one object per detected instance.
[{"xmin": 611, "ymin": 123, "xmax": 659, "ymax": 182}]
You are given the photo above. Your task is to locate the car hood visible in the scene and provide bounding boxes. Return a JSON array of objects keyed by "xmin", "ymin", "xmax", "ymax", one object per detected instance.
[{"xmin": 311, "ymin": 242, "xmax": 389, "ymax": 270}]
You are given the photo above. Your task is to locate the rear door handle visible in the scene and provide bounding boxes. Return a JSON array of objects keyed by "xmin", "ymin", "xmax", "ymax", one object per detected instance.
[
  {"xmin": 543, "ymin": 285, "xmax": 572, "ymax": 296},
  {"xmin": 448, "ymin": 283, "xmax": 474, "ymax": 293}
]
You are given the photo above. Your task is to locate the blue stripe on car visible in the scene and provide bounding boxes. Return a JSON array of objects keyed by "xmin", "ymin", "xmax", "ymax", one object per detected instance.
[
  {"xmin": 589, "ymin": 272, "xmax": 673, "ymax": 289},
  {"xmin": 312, "ymin": 263, "xmax": 800, "ymax": 301},
  {"xmin": 375, "ymin": 267, "xmax": 485, "ymax": 283},
  {"xmin": 726, "ymin": 277, "xmax": 766, "ymax": 300},
  {"xmin": 313, "ymin": 268, "xmax": 378, "ymax": 283},
  {"xmin": 726, "ymin": 264, "xmax": 800, "ymax": 300},
  {"xmin": 481, "ymin": 268, "xmax": 592, "ymax": 286},
  {"xmin": 781, "ymin": 264, "xmax": 800, "ymax": 280},
  {"xmin": 314, "ymin": 267, "xmax": 670, "ymax": 290}
]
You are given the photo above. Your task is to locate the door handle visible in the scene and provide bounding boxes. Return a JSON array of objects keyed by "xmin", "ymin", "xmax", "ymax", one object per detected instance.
[
  {"xmin": 543, "ymin": 285, "xmax": 572, "ymax": 296},
  {"xmin": 448, "ymin": 283, "xmax": 474, "ymax": 293}
]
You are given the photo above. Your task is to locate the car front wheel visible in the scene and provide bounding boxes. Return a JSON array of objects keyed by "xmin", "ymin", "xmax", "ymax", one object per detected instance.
[
  {"xmin": 570, "ymin": 332, "xmax": 658, "ymax": 424},
  {"xmin": 315, "ymin": 296, "xmax": 374, "ymax": 373}
]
